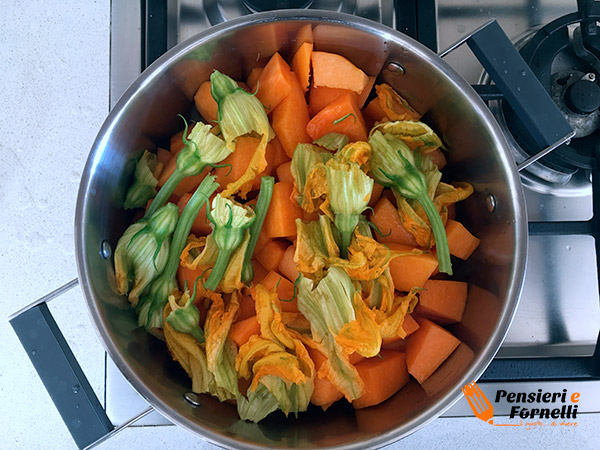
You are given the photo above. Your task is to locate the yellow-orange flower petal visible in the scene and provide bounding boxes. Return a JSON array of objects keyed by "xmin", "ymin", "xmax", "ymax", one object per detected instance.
[{"xmin": 375, "ymin": 83, "xmax": 421, "ymax": 121}]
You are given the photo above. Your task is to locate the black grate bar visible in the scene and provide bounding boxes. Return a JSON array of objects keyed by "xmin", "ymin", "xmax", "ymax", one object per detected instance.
[
  {"xmin": 142, "ymin": 0, "xmax": 168, "ymax": 70},
  {"xmin": 528, "ymin": 220, "xmax": 595, "ymax": 236},
  {"xmin": 394, "ymin": 0, "xmax": 437, "ymax": 52},
  {"xmin": 480, "ymin": 356, "xmax": 598, "ymax": 382}
]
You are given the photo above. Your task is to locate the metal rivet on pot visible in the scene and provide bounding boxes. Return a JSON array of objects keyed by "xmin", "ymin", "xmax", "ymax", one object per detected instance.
[
  {"xmin": 485, "ymin": 193, "xmax": 497, "ymax": 213},
  {"xmin": 387, "ymin": 62, "xmax": 405, "ymax": 75},
  {"xmin": 184, "ymin": 392, "xmax": 202, "ymax": 407},
  {"xmin": 100, "ymin": 240, "xmax": 112, "ymax": 259}
]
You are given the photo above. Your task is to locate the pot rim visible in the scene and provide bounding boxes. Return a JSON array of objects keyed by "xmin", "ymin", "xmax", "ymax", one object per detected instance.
[{"xmin": 75, "ymin": 9, "xmax": 528, "ymax": 449}]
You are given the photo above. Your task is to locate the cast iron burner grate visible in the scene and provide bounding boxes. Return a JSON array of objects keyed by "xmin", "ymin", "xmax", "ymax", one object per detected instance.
[{"xmin": 495, "ymin": 1, "xmax": 600, "ymax": 182}]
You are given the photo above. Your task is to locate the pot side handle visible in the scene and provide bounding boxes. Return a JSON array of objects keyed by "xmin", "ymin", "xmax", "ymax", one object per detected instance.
[
  {"xmin": 9, "ymin": 280, "xmax": 114, "ymax": 449},
  {"xmin": 445, "ymin": 19, "xmax": 574, "ymax": 151}
]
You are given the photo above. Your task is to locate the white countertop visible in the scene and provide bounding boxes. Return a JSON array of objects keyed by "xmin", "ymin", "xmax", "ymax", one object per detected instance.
[{"xmin": 1, "ymin": 1, "xmax": 599, "ymax": 449}]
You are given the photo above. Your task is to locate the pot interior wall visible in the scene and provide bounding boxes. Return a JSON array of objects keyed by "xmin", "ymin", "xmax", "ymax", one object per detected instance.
[{"xmin": 78, "ymin": 14, "xmax": 524, "ymax": 449}]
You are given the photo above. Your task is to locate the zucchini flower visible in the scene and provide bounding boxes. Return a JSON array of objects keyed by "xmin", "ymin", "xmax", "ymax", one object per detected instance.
[
  {"xmin": 290, "ymin": 143, "xmax": 332, "ymax": 208},
  {"xmin": 374, "ymin": 83, "xmax": 421, "ymax": 121},
  {"xmin": 145, "ymin": 121, "xmax": 230, "ymax": 218},
  {"xmin": 369, "ymin": 130, "xmax": 452, "ymax": 275},
  {"xmin": 166, "ymin": 286, "xmax": 205, "ymax": 343},
  {"xmin": 136, "ymin": 276, "xmax": 178, "ymax": 332},
  {"xmin": 136, "ymin": 174, "xmax": 220, "ymax": 332},
  {"xmin": 114, "ymin": 202, "xmax": 178, "ymax": 306},
  {"xmin": 210, "ymin": 70, "xmax": 273, "ymax": 198},
  {"xmin": 123, "ymin": 150, "xmax": 159, "ymax": 209},
  {"xmin": 241, "ymin": 176, "xmax": 274, "ymax": 284},
  {"xmin": 236, "ymin": 285, "xmax": 315, "ymax": 422},
  {"xmin": 371, "ymin": 120, "xmax": 444, "ymax": 153},
  {"xmin": 203, "ymin": 194, "xmax": 255, "ymax": 291},
  {"xmin": 313, "ymin": 133, "xmax": 349, "ymax": 152},
  {"xmin": 297, "ymin": 267, "xmax": 380, "ymax": 401},
  {"xmin": 324, "ymin": 160, "xmax": 374, "ymax": 258},
  {"xmin": 334, "ymin": 141, "xmax": 371, "ymax": 170}
]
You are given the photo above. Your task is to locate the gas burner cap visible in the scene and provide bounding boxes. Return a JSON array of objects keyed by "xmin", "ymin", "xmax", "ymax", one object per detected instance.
[
  {"xmin": 551, "ymin": 71, "xmax": 600, "ymax": 139},
  {"xmin": 514, "ymin": 14, "xmax": 600, "ymax": 172},
  {"xmin": 481, "ymin": 13, "xmax": 600, "ymax": 188},
  {"xmin": 564, "ymin": 78, "xmax": 600, "ymax": 114}
]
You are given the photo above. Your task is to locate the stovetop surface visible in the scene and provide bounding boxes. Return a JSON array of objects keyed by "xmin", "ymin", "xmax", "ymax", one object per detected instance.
[{"xmin": 106, "ymin": 0, "xmax": 600, "ymax": 425}]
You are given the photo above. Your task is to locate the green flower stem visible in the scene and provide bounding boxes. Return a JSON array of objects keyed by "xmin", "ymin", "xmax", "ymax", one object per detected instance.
[
  {"xmin": 414, "ymin": 190, "xmax": 452, "ymax": 276},
  {"xmin": 204, "ymin": 247, "xmax": 234, "ymax": 291},
  {"xmin": 334, "ymin": 213, "xmax": 359, "ymax": 259},
  {"xmin": 242, "ymin": 176, "xmax": 275, "ymax": 283},
  {"xmin": 140, "ymin": 175, "xmax": 218, "ymax": 330},
  {"xmin": 144, "ymin": 169, "xmax": 187, "ymax": 218},
  {"xmin": 164, "ymin": 174, "xmax": 217, "ymax": 278}
]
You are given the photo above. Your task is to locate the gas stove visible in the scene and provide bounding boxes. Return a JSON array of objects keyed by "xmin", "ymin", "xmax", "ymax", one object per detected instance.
[
  {"xmin": 11, "ymin": 0, "xmax": 600, "ymax": 447},
  {"xmin": 103, "ymin": 0, "xmax": 600, "ymax": 427}
]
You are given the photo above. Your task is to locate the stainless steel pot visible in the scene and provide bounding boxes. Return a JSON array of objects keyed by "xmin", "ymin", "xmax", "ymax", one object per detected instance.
[{"xmin": 75, "ymin": 10, "xmax": 527, "ymax": 449}]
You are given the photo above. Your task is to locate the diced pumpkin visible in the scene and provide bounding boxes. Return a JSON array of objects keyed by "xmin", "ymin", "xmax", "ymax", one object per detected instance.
[
  {"xmin": 278, "ymin": 244, "xmax": 299, "ymax": 282},
  {"xmin": 177, "ymin": 193, "xmax": 213, "ymax": 236},
  {"xmin": 194, "ymin": 81, "xmax": 218, "ymax": 123},
  {"xmin": 229, "ymin": 316, "xmax": 260, "ymax": 347},
  {"xmin": 363, "ymin": 97, "xmax": 387, "ymax": 123},
  {"xmin": 452, "ymin": 285, "xmax": 501, "ymax": 351},
  {"xmin": 402, "ymin": 314, "xmax": 420, "ymax": 336},
  {"xmin": 255, "ymin": 239, "xmax": 288, "ymax": 272},
  {"xmin": 251, "ymin": 260, "xmax": 269, "ymax": 284},
  {"xmin": 254, "ymin": 228, "xmax": 271, "ymax": 255},
  {"xmin": 428, "ymin": 148, "xmax": 447, "ymax": 170},
  {"xmin": 369, "ymin": 197, "xmax": 417, "ymax": 246},
  {"xmin": 256, "ymin": 52, "xmax": 294, "ymax": 112},
  {"xmin": 263, "ymin": 181, "xmax": 303, "ymax": 238},
  {"xmin": 275, "ymin": 161, "xmax": 293, "ymax": 183},
  {"xmin": 170, "ymin": 122, "xmax": 196, "ymax": 154},
  {"xmin": 307, "ymin": 346, "xmax": 344, "ymax": 409},
  {"xmin": 415, "ymin": 279, "xmax": 468, "ymax": 324},
  {"xmin": 366, "ymin": 183, "xmax": 385, "ymax": 209},
  {"xmin": 247, "ymin": 67, "xmax": 264, "ymax": 92},
  {"xmin": 214, "ymin": 136, "xmax": 269, "ymax": 192},
  {"xmin": 357, "ymin": 76, "xmax": 376, "ymax": 108},
  {"xmin": 237, "ymin": 292, "xmax": 257, "ymax": 322},
  {"xmin": 421, "ymin": 343, "xmax": 475, "ymax": 397},
  {"xmin": 156, "ymin": 148, "xmax": 172, "ymax": 167},
  {"xmin": 272, "ymin": 74, "xmax": 312, "ymax": 157},
  {"xmin": 405, "ymin": 318, "xmax": 460, "ymax": 384},
  {"xmin": 380, "ymin": 314, "xmax": 419, "ymax": 350},
  {"xmin": 259, "ymin": 270, "xmax": 298, "ymax": 312},
  {"xmin": 349, "ymin": 352, "xmax": 365, "ymax": 366},
  {"xmin": 387, "ymin": 243, "xmax": 439, "ymax": 292},
  {"xmin": 354, "ymin": 380, "xmax": 429, "ymax": 433},
  {"xmin": 267, "ymin": 136, "xmax": 291, "ymax": 168},
  {"xmin": 381, "ymin": 338, "xmax": 406, "ymax": 353},
  {"xmin": 291, "ymin": 41, "xmax": 313, "ymax": 92},
  {"xmin": 446, "ymin": 219, "xmax": 480, "ymax": 260},
  {"xmin": 352, "ymin": 351, "xmax": 410, "ymax": 409},
  {"xmin": 176, "ymin": 264, "xmax": 201, "ymax": 294},
  {"xmin": 306, "ymin": 92, "xmax": 368, "ymax": 142},
  {"xmin": 312, "ymin": 51, "xmax": 369, "ymax": 94},
  {"xmin": 309, "ymin": 85, "xmax": 358, "ymax": 117}
]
